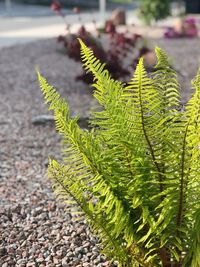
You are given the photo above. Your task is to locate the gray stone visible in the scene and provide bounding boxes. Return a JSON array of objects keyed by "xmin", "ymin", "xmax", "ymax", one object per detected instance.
[
  {"xmin": 111, "ymin": 8, "xmax": 126, "ymax": 25},
  {"xmin": 0, "ymin": 246, "xmax": 7, "ymax": 257},
  {"xmin": 32, "ymin": 115, "xmax": 54, "ymax": 125}
]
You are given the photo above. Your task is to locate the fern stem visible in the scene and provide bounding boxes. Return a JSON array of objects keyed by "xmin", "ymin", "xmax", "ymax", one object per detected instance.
[
  {"xmin": 159, "ymin": 247, "xmax": 170, "ymax": 267},
  {"xmin": 175, "ymin": 122, "xmax": 191, "ymax": 266},
  {"xmin": 124, "ymin": 149, "xmax": 155, "ymax": 267},
  {"xmin": 177, "ymin": 122, "xmax": 189, "ymax": 229},
  {"xmin": 138, "ymin": 71, "xmax": 164, "ymax": 193},
  {"xmin": 124, "ymin": 148, "xmax": 135, "ymax": 178}
]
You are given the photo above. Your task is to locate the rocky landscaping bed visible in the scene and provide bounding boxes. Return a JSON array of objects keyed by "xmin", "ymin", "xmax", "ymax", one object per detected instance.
[{"xmin": 0, "ymin": 37, "xmax": 200, "ymax": 267}]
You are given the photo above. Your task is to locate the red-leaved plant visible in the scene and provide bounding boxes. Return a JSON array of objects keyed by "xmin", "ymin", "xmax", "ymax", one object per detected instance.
[{"xmin": 51, "ymin": 0, "xmax": 151, "ymax": 84}]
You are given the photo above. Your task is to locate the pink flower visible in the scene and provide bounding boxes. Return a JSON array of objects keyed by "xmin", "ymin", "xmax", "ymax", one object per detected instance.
[{"xmin": 184, "ymin": 17, "xmax": 196, "ymax": 25}]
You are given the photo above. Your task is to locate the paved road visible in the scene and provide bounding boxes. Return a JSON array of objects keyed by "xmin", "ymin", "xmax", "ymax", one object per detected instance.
[
  {"xmin": 0, "ymin": 1, "xmax": 179, "ymax": 48},
  {"xmin": 0, "ymin": 2, "xmax": 140, "ymax": 47},
  {"xmin": 0, "ymin": 13, "xmax": 113, "ymax": 47}
]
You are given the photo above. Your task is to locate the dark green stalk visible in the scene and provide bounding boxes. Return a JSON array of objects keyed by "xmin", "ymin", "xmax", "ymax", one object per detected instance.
[
  {"xmin": 138, "ymin": 70, "xmax": 164, "ymax": 193},
  {"xmin": 177, "ymin": 124, "xmax": 189, "ymax": 228}
]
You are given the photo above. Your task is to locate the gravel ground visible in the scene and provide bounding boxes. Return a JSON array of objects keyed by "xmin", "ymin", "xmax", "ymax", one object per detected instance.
[{"xmin": 1, "ymin": 37, "xmax": 200, "ymax": 267}]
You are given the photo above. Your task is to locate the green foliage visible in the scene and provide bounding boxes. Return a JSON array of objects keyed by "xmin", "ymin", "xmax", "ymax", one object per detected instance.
[
  {"xmin": 38, "ymin": 40, "xmax": 200, "ymax": 267},
  {"xmin": 139, "ymin": 0, "xmax": 171, "ymax": 25}
]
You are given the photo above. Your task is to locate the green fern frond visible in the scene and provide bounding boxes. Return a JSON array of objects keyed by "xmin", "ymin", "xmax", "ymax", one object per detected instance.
[
  {"xmin": 79, "ymin": 38, "xmax": 123, "ymax": 107},
  {"xmin": 39, "ymin": 41, "xmax": 200, "ymax": 267},
  {"xmin": 79, "ymin": 44, "xmax": 161, "ymax": 259},
  {"xmin": 154, "ymin": 47, "xmax": 181, "ymax": 111},
  {"xmin": 38, "ymin": 71, "xmax": 149, "ymax": 266},
  {"xmin": 48, "ymin": 159, "xmax": 130, "ymax": 266}
]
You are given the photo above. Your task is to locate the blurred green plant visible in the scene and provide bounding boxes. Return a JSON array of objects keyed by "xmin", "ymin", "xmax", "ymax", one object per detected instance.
[
  {"xmin": 139, "ymin": 0, "xmax": 171, "ymax": 25},
  {"xmin": 38, "ymin": 40, "xmax": 200, "ymax": 267}
]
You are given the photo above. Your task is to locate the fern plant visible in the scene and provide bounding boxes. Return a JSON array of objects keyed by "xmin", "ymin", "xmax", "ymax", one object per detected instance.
[{"xmin": 38, "ymin": 40, "xmax": 200, "ymax": 267}]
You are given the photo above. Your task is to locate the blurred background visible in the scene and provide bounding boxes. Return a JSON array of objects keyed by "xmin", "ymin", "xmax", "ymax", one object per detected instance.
[
  {"xmin": 1, "ymin": 1, "xmax": 200, "ymax": 267},
  {"xmin": 0, "ymin": 0, "xmax": 193, "ymax": 47},
  {"xmin": 0, "ymin": 0, "xmax": 138, "ymax": 47}
]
